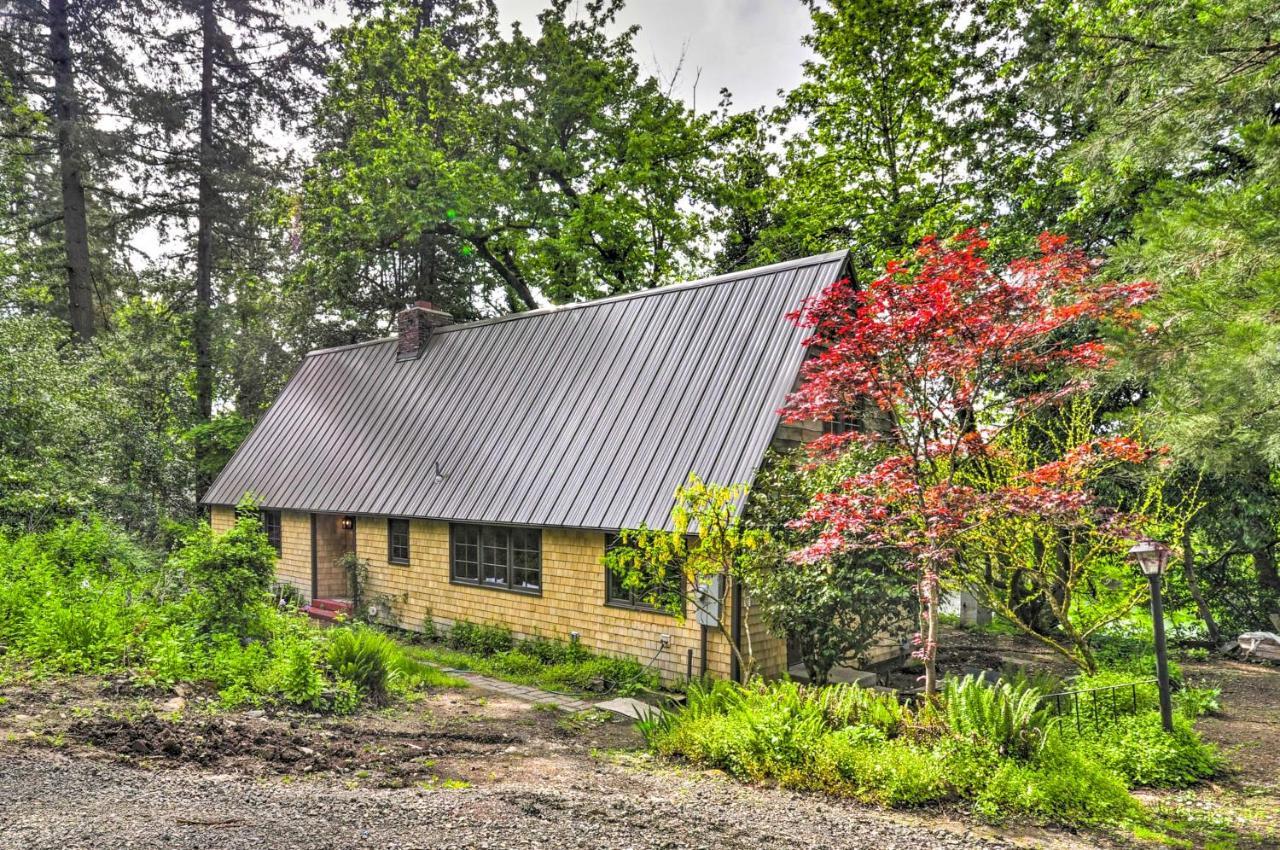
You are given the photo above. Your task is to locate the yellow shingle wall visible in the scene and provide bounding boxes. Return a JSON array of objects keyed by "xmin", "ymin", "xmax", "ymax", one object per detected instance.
[
  {"xmin": 355, "ymin": 519, "xmax": 743, "ymax": 683},
  {"xmin": 211, "ymin": 506, "xmax": 791, "ymax": 683},
  {"xmin": 210, "ymin": 506, "xmax": 235, "ymax": 534},
  {"xmin": 742, "ymin": 589, "xmax": 789, "ymax": 678},
  {"xmin": 276, "ymin": 511, "xmax": 312, "ymax": 599},
  {"xmin": 209, "ymin": 506, "xmax": 311, "ymax": 601}
]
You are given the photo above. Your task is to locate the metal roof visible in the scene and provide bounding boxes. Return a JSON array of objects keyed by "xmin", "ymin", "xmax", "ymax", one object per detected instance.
[{"xmin": 203, "ymin": 250, "xmax": 850, "ymax": 531}]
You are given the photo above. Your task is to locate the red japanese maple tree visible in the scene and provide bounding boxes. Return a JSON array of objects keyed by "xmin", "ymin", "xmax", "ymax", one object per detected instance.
[{"xmin": 782, "ymin": 231, "xmax": 1157, "ymax": 693}]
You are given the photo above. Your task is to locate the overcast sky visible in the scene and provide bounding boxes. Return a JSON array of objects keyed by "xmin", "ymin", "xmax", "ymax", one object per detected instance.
[{"xmin": 496, "ymin": 0, "xmax": 814, "ymax": 112}]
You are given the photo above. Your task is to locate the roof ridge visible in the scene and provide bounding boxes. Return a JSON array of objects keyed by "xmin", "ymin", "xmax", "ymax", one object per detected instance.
[
  {"xmin": 433, "ymin": 249, "xmax": 850, "ymax": 335},
  {"xmin": 304, "ymin": 250, "xmax": 850, "ymax": 357}
]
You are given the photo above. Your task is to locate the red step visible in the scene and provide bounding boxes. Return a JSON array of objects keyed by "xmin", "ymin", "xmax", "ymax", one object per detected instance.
[
  {"xmin": 309, "ymin": 598, "xmax": 353, "ymax": 614},
  {"xmin": 301, "ymin": 597, "xmax": 353, "ymax": 624}
]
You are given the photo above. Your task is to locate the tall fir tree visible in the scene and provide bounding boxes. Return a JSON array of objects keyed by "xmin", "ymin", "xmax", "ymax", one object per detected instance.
[{"xmin": 128, "ymin": 0, "xmax": 318, "ymax": 497}]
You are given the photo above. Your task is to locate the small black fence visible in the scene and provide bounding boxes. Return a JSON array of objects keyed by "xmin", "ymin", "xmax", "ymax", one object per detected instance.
[{"xmin": 1040, "ymin": 679, "xmax": 1156, "ymax": 735}]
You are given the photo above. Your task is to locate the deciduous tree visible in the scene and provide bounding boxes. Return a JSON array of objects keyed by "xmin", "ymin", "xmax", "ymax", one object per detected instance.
[
  {"xmin": 603, "ymin": 474, "xmax": 768, "ymax": 680},
  {"xmin": 296, "ymin": 0, "xmax": 716, "ymax": 334},
  {"xmin": 783, "ymin": 230, "xmax": 1157, "ymax": 692}
]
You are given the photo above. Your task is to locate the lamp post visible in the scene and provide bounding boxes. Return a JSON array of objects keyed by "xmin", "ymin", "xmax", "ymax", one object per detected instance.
[{"xmin": 1128, "ymin": 538, "xmax": 1174, "ymax": 732}]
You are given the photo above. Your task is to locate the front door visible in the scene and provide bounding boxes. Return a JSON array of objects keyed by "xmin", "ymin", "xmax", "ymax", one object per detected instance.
[{"xmin": 312, "ymin": 514, "xmax": 356, "ymax": 599}]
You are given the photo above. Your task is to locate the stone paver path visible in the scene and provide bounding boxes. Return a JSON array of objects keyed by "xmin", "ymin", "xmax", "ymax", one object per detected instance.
[
  {"xmin": 444, "ymin": 669, "xmax": 595, "ymax": 712},
  {"xmin": 594, "ymin": 696, "xmax": 661, "ymax": 720}
]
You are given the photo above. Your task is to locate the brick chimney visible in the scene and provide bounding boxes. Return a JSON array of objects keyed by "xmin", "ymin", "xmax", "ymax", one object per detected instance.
[{"xmin": 395, "ymin": 300, "xmax": 453, "ymax": 361}]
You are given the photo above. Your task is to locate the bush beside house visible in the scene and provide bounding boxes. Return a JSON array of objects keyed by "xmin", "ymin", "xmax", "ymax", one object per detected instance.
[{"xmin": 0, "ymin": 515, "xmax": 461, "ymax": 712}]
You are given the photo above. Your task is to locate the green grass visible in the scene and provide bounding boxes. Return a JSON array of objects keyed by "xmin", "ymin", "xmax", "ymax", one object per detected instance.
[{"xmin": 406, "ymin": 621, "xmax": 659, "ymax": 698}]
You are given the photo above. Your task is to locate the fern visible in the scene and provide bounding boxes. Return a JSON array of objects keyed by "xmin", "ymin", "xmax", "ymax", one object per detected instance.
[
  {"xmin": 326, "ymin": 627, "xmax": 401, "ymax": 705},
  {"xmin": 943, "ymin": 675, "xmax": 1049, "ymax": 758}
]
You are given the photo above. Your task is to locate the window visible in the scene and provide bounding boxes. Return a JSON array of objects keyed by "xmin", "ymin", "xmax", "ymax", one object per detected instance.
[
  {"xmin": 451, "ymin": 524, "xmax": 540, "ymax": 593},
  {"xmin": 388, "ymin": 518, "xmax": 410, "ymax": 564},
  {"xmin": 260, "ymin": 510, "xmax": 282, "ymax": 555},
  {"xmin": 452, "ymin": 524, "xmax": 480, "ymax": 582},
  {"xmin": 604, "ymin": 534, "xmax": 681, "ymax": 614},
  {"xmin": 823, "ymin": 410, "xmax": 858, "ymax": 435}
]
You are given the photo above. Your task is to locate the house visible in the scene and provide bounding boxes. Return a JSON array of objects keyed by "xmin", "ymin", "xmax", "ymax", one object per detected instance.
[{"xmin": 202, "ymin": 250, "xmax": 851, "ymax": 683}]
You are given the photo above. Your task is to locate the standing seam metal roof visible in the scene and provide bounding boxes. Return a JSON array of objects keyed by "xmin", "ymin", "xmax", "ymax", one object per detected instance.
[{"xmin": 203, "ymin": 250, "xmax": 850, "ymax": 531}]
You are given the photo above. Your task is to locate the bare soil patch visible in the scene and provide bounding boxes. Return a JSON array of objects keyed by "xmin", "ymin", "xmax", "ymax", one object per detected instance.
[
  {"xmin": 1184, "ymin": 658, "xmax": 1280, "ymax": 789},
  {"xmin": 0, "ymin": 675, "xmax": 637, "ymax": 789}
]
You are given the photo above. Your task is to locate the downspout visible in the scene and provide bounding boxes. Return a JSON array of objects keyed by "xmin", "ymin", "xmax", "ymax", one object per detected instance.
[
  {"xmin": 309, "ymin": 514, "xmax": 318, "ymax": 602},
  {"xmin": 730, "ymin": 576, "xmax": 744, "ymax": 683}
]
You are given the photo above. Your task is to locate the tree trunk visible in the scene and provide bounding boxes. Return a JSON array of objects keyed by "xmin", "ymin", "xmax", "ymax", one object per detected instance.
[
  {"xmin": 193, "ymin": 0, "xmax": 217, "ymax": 499},
  {"xmin": 47, "ymin": 0, "xmax": 95, "ymax": 343},
  {"xmin": 1181, "ymin": 523, "xmax": 1221, "ymax": 645},
  {"xmin": 921, "ymin": 567, "xmax": 940, "ymax": 694},
  {"xmin": 1252, "ymin": 544, "xmax": 1280, "ymax": 594},
  {"xmin": 470, "ymin": 236, "xmax": 538, "ymax": 310}
]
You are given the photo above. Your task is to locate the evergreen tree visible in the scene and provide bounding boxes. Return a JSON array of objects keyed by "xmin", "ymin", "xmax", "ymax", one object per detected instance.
[
  {"xmin": 0, "ymin": 0, "xmax": 146, "ymax": 341},
  {"xmin": 1013, "ymin": 0, "xmax": 1280, "ymax": 608},
  {"xmin": 128, "ymin": 0, "xmax": 318, "ymax": 496}
]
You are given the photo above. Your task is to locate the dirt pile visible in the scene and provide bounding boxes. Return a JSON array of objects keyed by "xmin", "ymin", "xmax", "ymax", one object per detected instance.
[{"xmin": 65, "ymin": 713, "xmax": 522, "ymax": 783}]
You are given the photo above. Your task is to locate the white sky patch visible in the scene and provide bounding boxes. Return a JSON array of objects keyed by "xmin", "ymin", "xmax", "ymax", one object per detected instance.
[{"xmin": 496, "ymin": 0, "xmax": 812, "ymax": 112}]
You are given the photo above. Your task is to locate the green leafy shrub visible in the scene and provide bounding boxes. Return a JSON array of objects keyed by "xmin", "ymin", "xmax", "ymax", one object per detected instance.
[
  {"xmin": 0, "ymin": 522, "xmax": 150, "ymax": 673},
  {"xmin": 812, "ymin": 681, "xmax": 911, "ymax": 735},
  {"xmin": 448, "ymin": 620, "xmax": 514, "ymax": 655},
  {"xmin": 1069, "ymin": 670, "xmax": 1161, "ymax": 714},
  {"xmin": 1086, "ymin": 649, "xmax": 1183, "ymax": 689},
  {"xmin": 641, "ymin": 676, "xmax": 1220, "ymax": 828},
  {"xmin": 519, "ymin": 635, "xmax": 588, "ymax": 665},
  {"xmin": 974, "ymin": 734, "xmax": 1139, "ymax": 826},
  {"xmin": 931, "ymin": 736, "xmax": 1003, "ymax": 798},
  {"xmin": 24, "ymin": 584, "xmax": 133, "ymax": 672},
  {"xmin": 326, "ymin": 677, "xmax": 362, "ymax": 715},
  {"xmin": 277, "ymin": 640, "xmax": 326, "ymax": 710},
  {"xmin": 486, "ymin": 650, "xmax": 546, "ymax": 678},
  {"xmin": 647, "ymin": 710, "xmax": 747, "ymax": 773},
  {"xmin": 538, "ymin": 655, "xmax": 652, "ymax": 695},
  {"xmin": 140, "ymin": 622, "xmax": 200, "ymax": 685},
  {"xmin": 417, "ymin": 629, "xmax": 656, "ymax": 696},
  {"xmin": 942, "ymin": 675, "xmax": 1049, "ymax": 758},
  {"xmin": 998, "ymin": 664, "xmax": 1064, "ymax": 695},
  {"xmin": 1087, "ymin": 713, "xmax": 1219, "ymax": 788},
  {"xmin": 0, "ymin": 519, "xmax": 459, "ymax": 714},
  {"xmin": 420, "ymin": 608, "xmax": 438, "ymax": 642},
  {"xmin": 815, "ymin": 731, "xmax": 952, "ymax": 806},
  {"xmin": 166, "ymin": 512, "xmax": 276, "ymax": 637},
  {"xmin": 1175, "ymin": 685, "xmax": 1221, "ymax": 718},
  {"xmin": 387, "ymin": 649, "xmax": 466, "ymax": 690}
]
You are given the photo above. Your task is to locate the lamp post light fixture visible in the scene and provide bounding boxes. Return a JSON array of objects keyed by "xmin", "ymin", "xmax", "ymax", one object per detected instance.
[{"xmin": 1128, "ymin": 538, "xmax": 1174, "ymax": 732}]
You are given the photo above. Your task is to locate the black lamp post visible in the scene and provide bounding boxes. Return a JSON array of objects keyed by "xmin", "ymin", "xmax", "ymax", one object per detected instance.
[{"xmin": 1128, "ymin": 538, "xmax": 1174, "ymax": 732}]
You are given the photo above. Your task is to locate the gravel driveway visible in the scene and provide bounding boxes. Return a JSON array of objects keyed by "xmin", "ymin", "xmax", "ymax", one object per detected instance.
[
  {"xmin": 0, "ymin": 748, "xmax": 1048, "ymax": 850},
  {"xmin": 0, "ymin": 674, "xmax": 1119, "ymax": 850}
]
